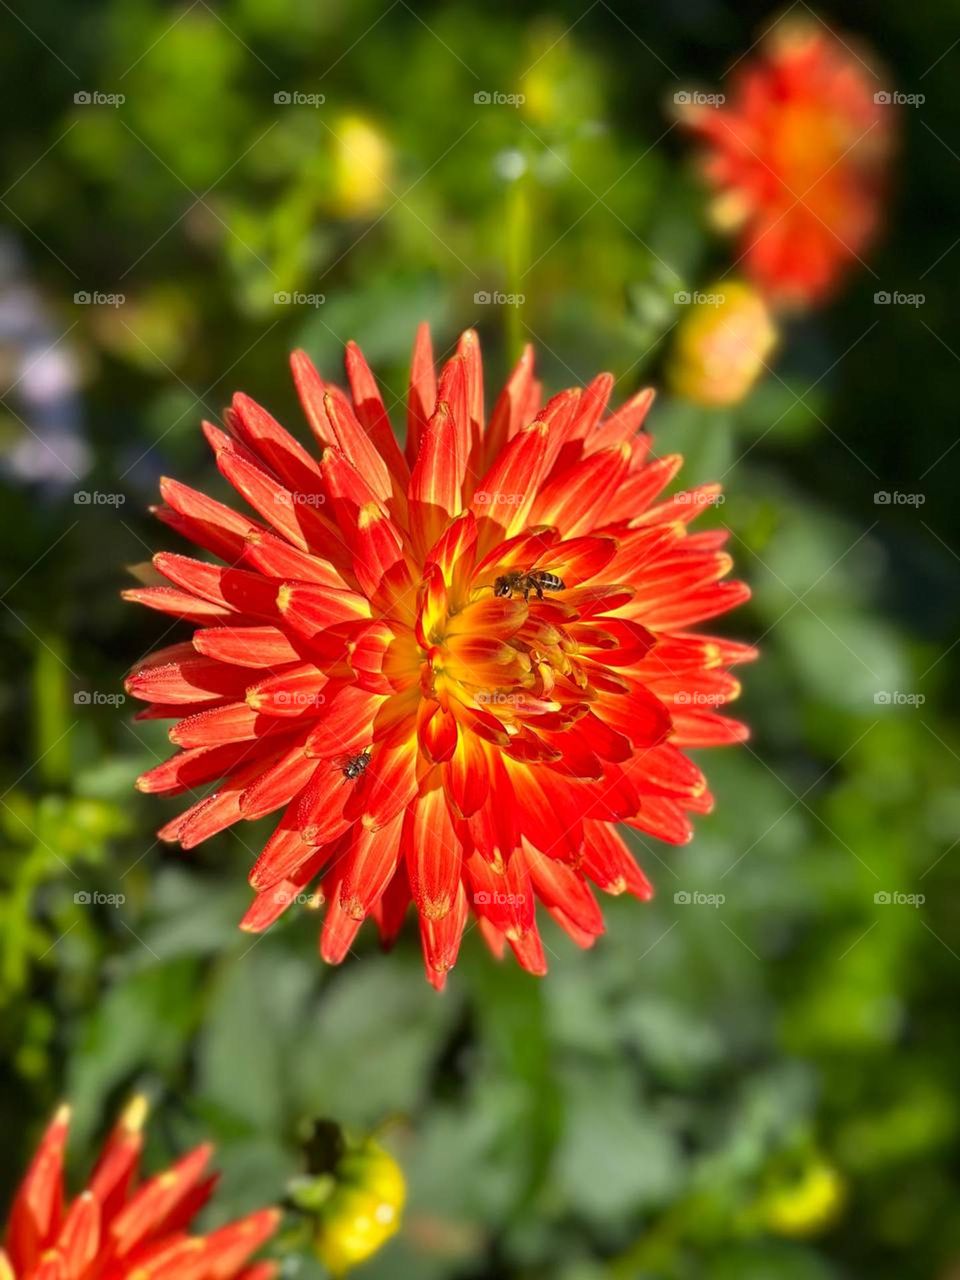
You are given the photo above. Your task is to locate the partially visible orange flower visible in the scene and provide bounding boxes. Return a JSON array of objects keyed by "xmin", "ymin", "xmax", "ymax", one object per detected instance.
[
  {"xmin": 668, "ymin": 281, "xmax": 777, "ymax": 406},
  {"xmin": 126, "ymin": 326, "xmax": 755, "ymax": 988},
  {"xmin": 681, "ymin": 21, "xmax": 893, "ymax": 307},
  {"xmin": 1, "ymin": 1100, "xmax": 279, "ymax": 1280}
]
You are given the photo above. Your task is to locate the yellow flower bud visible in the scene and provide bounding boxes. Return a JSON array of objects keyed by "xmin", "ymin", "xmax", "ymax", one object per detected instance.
[
  {"xmin": 761, "ymin": 1158, "xmax": 846, "ymax": 1237},
  {"xmin": 313, "ymin": 1139, "xmax": 406, "ymax": 1276},
  {"xmin": 668, "ymin": 280, "xmax": 777, "ymax": 407},
  {"xmin": 331, "ymin": 114, "xmax": 392, "ymax": 219}
]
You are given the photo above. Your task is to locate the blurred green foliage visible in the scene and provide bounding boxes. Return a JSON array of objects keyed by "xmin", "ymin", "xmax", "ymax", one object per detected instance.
[{"xmin": 1, "ymin": 1, "xmax": 960, "ymax": 1277}]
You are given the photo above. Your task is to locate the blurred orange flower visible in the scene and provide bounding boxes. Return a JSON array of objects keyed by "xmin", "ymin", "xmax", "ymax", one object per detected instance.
[
  {"xmin": 681, "ymin": 21, "xmax": 894, "ymax": 307},
  {"xmin": 1, "ymin": 1101, "xmax": 278, "ymax": 1280},
  {"xmin": 126, "ymin": 328, "xmax": 754, "ymax": 987}
]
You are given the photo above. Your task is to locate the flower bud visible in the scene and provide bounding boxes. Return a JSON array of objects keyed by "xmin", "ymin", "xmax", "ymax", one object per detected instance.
[
  {"xmin": 332, "ymin": 114, "xmax": 392, "ymax": 218},
  {"xmin": 761, "ymin": 1158, "xmax": 846, "ymax": 1236},
  {"xmin": 668, "ymin": 280, "xmax": 777, "ymax": 407},
  {"xmin": 297, "ymin": 1135, "xmax": 406, "ymax": 1276}
]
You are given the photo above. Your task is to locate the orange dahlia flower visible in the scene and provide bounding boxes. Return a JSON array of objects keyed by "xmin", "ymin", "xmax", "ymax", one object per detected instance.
[
  {"xmin": 1, "ymin": 1100, "xmax": 278, "ymax": 1280},
  {"xmin": 681, "ymin": 22, "xmax": 893, "ymax": 307},
  {"xmin": 126, "ymin": 326, "xmax": 754, "ymax": 987}
]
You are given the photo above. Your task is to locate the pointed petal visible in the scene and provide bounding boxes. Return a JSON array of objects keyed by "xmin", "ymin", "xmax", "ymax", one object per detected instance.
[
  {"xmin": 153, "ymin": 554, "xmax": 280, "ymax": 619},
  {"xmin": 322, "ymin": 384, "xmax": 392, "ymax": 503},
  {"xmin": 192, "ymin": 625, "xmax": 302, "ymax": 669},
  {"xmin": 344, "ymin": 340, "xmax": 410, "ymax": 483},
  {"xmin": 52, "ymin": 1192, "xmax": 99, "ymax": 1277},
  {"xmin": 290, "ymin": 348, "xmax": 333, "ymax": 447},
  {"xmin": 408, "ymin": 786, "xmax": 463, "ymax": 920},
  {"xmin": 471, "ymin": 415, "xmax": 549, "ymax": 546},
  {"xmin": 5, "ymin": 1105, "xmax": 69, "ymax": 1273},
  {"xmin": 419, "ymin": 881, "xmax": 468, "ymax": 987},
  {"xmin": 228, "ymin": 392, "xmax": 324, "ymax": 491},
  {"xmin": 110, "ymin": 1144, "xmax": 213, "ymax": 1258},
  {"xmin": 339, "ymin": 810, "xmax": 405, "ymax": 920},
  {"xmin": 155, "ymin": 476, "xmax": 260, "ymax": 561},
  {"xmin": 405, "ymin": 321, "xmax": 436, "ymax": 465},
  {"xmin": 409, "ymin": 400, "xmax": 463, "ymax": 556},
  {"xmin": 582, "ymin": 820, "xmax": 653, "ymax": 897}
]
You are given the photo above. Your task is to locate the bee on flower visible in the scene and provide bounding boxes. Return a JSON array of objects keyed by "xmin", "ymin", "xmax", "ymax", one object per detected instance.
[{"xmin": 126, "ymin": 325, "xmax": 754, "ymax": 988}]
